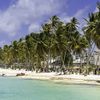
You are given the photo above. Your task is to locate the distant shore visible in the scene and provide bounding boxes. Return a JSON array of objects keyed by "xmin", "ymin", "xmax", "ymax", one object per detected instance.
[{"xmin": 0, "ymin": 68, "xmax": 100, "ymax": 86}]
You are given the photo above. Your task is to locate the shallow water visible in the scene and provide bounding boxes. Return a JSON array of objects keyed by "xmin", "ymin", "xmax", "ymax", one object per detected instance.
[{"xmin": 0, "ymin": 77, "xmax": 100, "ymax": 100}]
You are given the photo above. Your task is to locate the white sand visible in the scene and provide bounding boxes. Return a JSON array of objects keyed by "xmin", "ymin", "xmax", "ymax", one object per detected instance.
[
  {"xmin": 0, "ymin": 68, "xmax": 31, "ymax": 76},
  {"xmin": 0, "ymin": 68, "xmax": 100, "ymax": 85}
]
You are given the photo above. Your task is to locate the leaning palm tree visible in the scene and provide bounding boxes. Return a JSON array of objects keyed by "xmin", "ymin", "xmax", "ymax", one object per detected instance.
[
  {"xmin": 84, "ymin": 2, "xmax": 100, "ymax": 49},
  {"xmin": 83, "ymin": 2, "xmax": 100, "ymax": 74}
]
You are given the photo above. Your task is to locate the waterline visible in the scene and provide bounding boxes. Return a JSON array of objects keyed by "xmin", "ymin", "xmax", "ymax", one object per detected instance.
[{"xmin": 0, "ymin": 77, "xmax": 100, "ymax": 100}]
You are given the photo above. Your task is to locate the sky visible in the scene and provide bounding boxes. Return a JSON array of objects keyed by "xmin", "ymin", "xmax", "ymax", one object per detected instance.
[{"xmin": 0, "ymin": 0, "xmax": 99, "ymax": 47}]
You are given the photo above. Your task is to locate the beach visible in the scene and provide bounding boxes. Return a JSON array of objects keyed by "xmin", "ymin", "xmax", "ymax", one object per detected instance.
[{"xmin": 0, "ymin": 68, "xmax": 100, "ymax": 86}]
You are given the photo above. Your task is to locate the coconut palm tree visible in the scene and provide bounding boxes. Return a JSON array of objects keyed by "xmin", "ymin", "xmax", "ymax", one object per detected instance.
[
  {"xmin": 84, "ymin": 2, "xmax": 100, "ymax": 48},
  {"xmin": 29, "ymin": 33, "xmax": 48, "ymax": 72},
  {"xmin": 25, "ymin": 34, "xmax": 36, "ymax": 70},
  {"xmin": 0, "ymin": 47, "xmax": 3, "ymax": 64},
  {"xmin": 83, "ymin": 2, "xmax": 100, "ymax": 74},
  {"xmin": 2, "ymin": 45, "xmax": 13, "ymax": 68},
  {"xmin": 16, "ymin": 38, "xmax": 27, "ymax": 69}
]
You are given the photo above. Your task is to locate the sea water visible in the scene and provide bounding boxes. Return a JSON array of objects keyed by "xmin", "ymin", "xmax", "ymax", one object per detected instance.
[{"xmin": 0, "ymin": 77, "xmax": 100, "ymax": 100}]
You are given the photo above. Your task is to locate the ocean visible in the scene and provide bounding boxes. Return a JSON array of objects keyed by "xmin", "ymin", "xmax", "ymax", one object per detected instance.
[{"xmin": 0, "ymin": 77, "xmax": 100, "ymax": 100}]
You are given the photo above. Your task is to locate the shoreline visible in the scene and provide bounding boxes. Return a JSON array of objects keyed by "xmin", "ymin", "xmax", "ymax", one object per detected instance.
[
  {"xmin": 19, "ymin": 74, "xmax": 100, "ymax": 86},
  {"xmin": 0, "ymin": 68, "xmax": 100, "ymax": 86}
]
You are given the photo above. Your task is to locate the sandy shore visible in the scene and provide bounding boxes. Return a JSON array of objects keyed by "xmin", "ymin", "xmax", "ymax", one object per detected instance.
[
  {"xmin": 0, "ymin": 68, "xmax": 100, "ymax": 86},
  {"xmin": 20, "ymin": 74, "xmax": 100, "ymax": 86}
]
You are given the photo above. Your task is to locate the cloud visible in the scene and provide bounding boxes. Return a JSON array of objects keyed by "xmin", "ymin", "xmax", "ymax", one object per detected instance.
[
  {"xmin": 0, "ymin": 0, "xmax": 66, "ymax": 36},
  {"xmin": 28, "ymin": 23, "xmax": 41, "ymax": 33},
  {"xmin": 0, "ymin": 0, "xmax": 89, "ymax": 37},
  {"xmin": 61, "ymin": 6, "xmax": 89, "ymax": 23},
  {"xmin": 94, "ymin": 7, "xmax": 98, "ymax": 12},
  {"xmin": 60, "ymin": 6, "xmax": 89, "ymax": 35}
]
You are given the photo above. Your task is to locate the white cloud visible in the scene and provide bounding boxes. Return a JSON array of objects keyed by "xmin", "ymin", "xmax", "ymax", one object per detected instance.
[
  {"xmin": 0, "ymin": 0, "xmax": 90, "ymax": 38},
  {"xmin": 60, "ymin": 14, "xmax": 72, "ymax": 23},
  {"xmin": 28, "ymin": 24, "xmax": 41, "ymax": 33},
  {"xmin": 0, "ymin": 0, "xmax": 64, "ymax": 36},
  {"xmin": 61, "ymin": 7, "xmax": 89, "ymax": 23},
  {"xmin": 94, "ymin": 7, "xmax": 99, "ymax": 12},
  {"xmin": 75, "ymin": 7, "xmax": 89, "ymax": 27},
  {"xmin": 60, "ymin": 7, "xmax": 89, "ymax": 34}
]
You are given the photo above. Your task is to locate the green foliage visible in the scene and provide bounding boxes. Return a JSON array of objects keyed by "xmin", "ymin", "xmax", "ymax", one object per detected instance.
[{"xmin": 0, "ymin": 2, "xmax": 100, "ymax": 74}]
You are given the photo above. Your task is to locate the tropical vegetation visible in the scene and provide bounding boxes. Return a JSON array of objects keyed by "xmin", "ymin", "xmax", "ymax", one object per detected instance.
[{"xmin": 0, "ymin": 2, "xmax": 100, "ymax": 75}]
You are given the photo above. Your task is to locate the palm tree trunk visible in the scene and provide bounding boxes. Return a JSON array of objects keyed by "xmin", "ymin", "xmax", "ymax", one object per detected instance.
[{"xmin": 86, "ymin": 43, "xmax": 95, "ymax": 75}]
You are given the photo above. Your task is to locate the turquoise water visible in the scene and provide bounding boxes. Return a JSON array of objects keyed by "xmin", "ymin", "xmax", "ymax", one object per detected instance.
[{"xmin": 0, "ymin": 77, "xmax": 100, "ymax": 100}]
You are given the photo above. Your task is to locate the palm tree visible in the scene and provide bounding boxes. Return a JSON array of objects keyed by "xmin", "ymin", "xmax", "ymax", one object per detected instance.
[
  {"xmin": 0, "ymin": 47, "xmax": 3, "ymax": 64},
  {"xmin": 2, "ymin": 45, "xmax": 13, "ymax": 68},
  {"xmin": 16, "ymin": 38, "xmax": 27, "ymax": 69},
  {"xmin": 42, "ymin": 16, "xmax": 67, "ymax": 73},
  {"xmin": 55, "ymin": 22, "xmax": 67, "ymax": 72},
  {"xmin": 0, "ymin": 14, "xmax": 97, "ymax": 74},
  {"xmin": 84, "ymin": 2, "xmax": 100, "ymax": 48},
  {"xmin": 25, "ymin": 34, "xmax": 36, "ymax": 70},
  {"xmin": 64, "ymin": 18, "xmax": 79, "ymax": 64},
  {"xmin": 83, "ymin": 2, "xmax": 100, "ymax": 74},
  {"xmin": 30, "ymin": 33, "xmax": 48, "ymax": 72}
]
